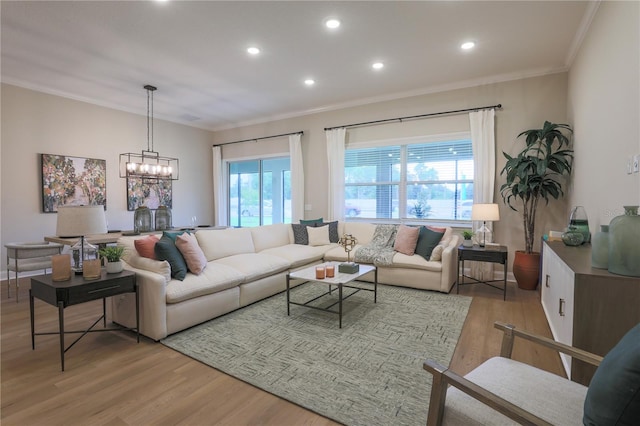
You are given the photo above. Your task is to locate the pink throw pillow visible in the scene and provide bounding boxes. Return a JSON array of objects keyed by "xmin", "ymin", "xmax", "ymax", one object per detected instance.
[
  {"xmin": 134, "ymin": 235, "xmax": 160, "ymax": 260},
  {"xmin": 175, "ymin": 232, "xmax": 207, "ymax": 275},
  {"xmin": 427, "ymin": 225, "xmax": 447, "ymax": 234},
  {"xmin": 393, "ymin": 225, "xmax": 420, "ymax": 255}
]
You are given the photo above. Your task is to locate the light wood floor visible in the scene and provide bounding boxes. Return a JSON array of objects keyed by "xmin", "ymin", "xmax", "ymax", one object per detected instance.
[{"xmin": 1, "ymin": 277, "xmax": 564, "ymax": 425}]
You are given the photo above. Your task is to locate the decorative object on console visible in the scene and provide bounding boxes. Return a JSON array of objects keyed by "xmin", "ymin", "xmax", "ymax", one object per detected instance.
[
  {"xmin": 41, "ymin": 154, "xmax": 107, "ymax": 213},
  {"xmin": 155, "ymin": 205, "xmax": 172, "ymax": 230},
  {"xmin": 134, "ymin": 206, "xmax": 153, "ymax": 232},
  {"xmin": 82, "ymin": 259, "xmax": 102, "ymax": 280},
  {"xmin": 338, "ymin": 233, "xmax": 359, "ymax": 273},
  {"xmin": 608, "ymin": 205, "xmax": 640, "ymax": 277},
  {"xmin": 51, "ymin": 254, "xmax": 72, "ymax": 281},
  {"xmin": 461, "ymin": 230, "xmax": 474, "ymax": 247},
  {"xmin": 591, "ymin": 225, "xmax": 609, "ymax": 269},
  {"xmin": 99, "ymin": 246, "xmax": 124, "ymax": 274},
  {"xmin": 56, "ymin": 205, "xmax": 107, "ymax": 274},
  {"xmin": 561, "ymin": 227, "xmax": 585, "ymax": 246},
  {"xmin": 500, "ymin": 120, "xmax": 573, "ymax": 290},
  {"xmin": 119, "ymin": 85, "xmax": 179, "ymax": 181},
  {"xmin": 471, "ymin": 203, "xmax": 500, "ymax": 247},
  {"xmin": 568, "ymin": 205, "xmax": 590, "ymax": 244}
]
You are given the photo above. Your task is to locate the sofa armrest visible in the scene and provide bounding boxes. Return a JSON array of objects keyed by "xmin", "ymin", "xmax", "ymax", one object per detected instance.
[
  {"xmin": 110, "ymin": 263, "xmax": 168, "ymax": 341},
  {"xmin": 439, "ymin": 235, "xmax": 461, "ymax": 293}
]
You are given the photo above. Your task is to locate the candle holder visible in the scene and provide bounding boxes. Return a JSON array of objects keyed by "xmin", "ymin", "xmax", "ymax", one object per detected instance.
[{"xmin": 338, "ymin": 234, "xmax": 359, "ymax": 274}]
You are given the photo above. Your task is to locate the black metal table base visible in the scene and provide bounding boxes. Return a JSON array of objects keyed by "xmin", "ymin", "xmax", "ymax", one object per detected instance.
[{"xmin": 286, "ymin": 269, "xmax": 377, "ymax": 328}]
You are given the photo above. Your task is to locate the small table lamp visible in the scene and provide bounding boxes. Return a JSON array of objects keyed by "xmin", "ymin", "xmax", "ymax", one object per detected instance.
[
  {"xmin": 56, "ymin": 206, "xmax": 107, "ymax": 274},
  {"xmin": 471, "ymin": 203, "xmax": 500, "ymax": 247}
]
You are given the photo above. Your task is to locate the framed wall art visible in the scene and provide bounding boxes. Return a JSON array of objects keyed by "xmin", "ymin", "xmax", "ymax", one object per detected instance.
[
  {"xmin": 41, "ymin": 154, "xmax": 107, "ymax": 213},
  {"xmin": 127, "ymin": 177, "xmax": 172, "ymax": 211}
]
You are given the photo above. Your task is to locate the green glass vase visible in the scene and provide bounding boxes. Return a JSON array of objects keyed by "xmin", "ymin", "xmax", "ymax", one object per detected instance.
[{"xmin": 608, "ymin": 206, "xmax": 640, "ymax": 277}]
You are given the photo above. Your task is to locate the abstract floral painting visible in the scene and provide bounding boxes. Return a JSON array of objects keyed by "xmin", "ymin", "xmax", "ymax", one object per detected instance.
[
  {"xmin": 41, "ymin": 154, "xmax": 107, "ymax": 212},
  {"xmin": 126, "ymin": 177, "xmax": 172, "ymax": 211}
]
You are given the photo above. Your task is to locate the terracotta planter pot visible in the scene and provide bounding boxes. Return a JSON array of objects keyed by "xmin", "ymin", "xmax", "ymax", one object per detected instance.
[{"xmin": 513, "ymin": 251, "xmax": 541, "ymax": 290}]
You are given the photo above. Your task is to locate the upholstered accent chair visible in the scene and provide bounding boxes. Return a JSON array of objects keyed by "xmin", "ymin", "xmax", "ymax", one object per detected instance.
[
  {"xmin": 423, "ymin": 321, "xmax": 640, "ymax": 425},
  {"xmin": 5, "ymin": 242, "xmax": 63, "ymax": 302}
]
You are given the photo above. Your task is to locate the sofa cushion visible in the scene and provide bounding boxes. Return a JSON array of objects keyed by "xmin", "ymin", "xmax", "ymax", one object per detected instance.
[
  {"xmin": 430, "ymin": 243, "xmax": 446, "ymax": 261},
  {"xmin": 323, "ymin": 244, "xmax": 364, "ymax": 263},
  {"xmin": 342, "ymin": 222, "xmax": 376, "ymax": 245},
  {"xmin": 391, "ymin": 252, "xmax": 443, "ymax": 272},
  {"xmin": 394, "ymin": 225, "xmax": 420, "ymax": 255},
  {"xmin": 213, "ymin": 253, "xmax": 290, "ymax": 283},
  {"xmin": 155, "ymin": 235, "xmax": 188, "ymax": 281},
  {"xmin": 134, "ymin": 234, "xmax": 160, "ymax": 259},
  {"xmin": 583, "ymin": 323, "xmax": 640, "ymax": 425},
  {"xmin": 165, "ymin": 263, "xmax": 244, "ymax": 304},
  {"xmin": 262, "ymin": 244, "xmax": 331, "ymax": 268},
  {"xmin": 318, "ymin": 221, "xmax": 339, "ymax": 243},
  {"xmin": 291, "ymin": 224, "xmax": 309, "ymax": 245},
  {"xmin": 175, "ymin": 232, "xmax": 207, "ymax": 275},
  {"xmin": 308, "ymin": 225, "xmax": 330, "ymax": 246},
  {"xmin": 196, "ymin": 228, "xmax": 255, "ymax": 261},
  {"xmin": 415, "ymin": 226, "xmax": 445, "ymax": 260},
  {"xmin": 250, "ymin": 223, "xmax": 291, "ymax": 252}
]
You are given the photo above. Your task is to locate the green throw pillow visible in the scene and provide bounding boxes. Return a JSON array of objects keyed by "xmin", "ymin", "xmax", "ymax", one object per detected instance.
[
  {"xmin": 300, "ymin": 218, "xmax": 323, "ymax": 226},
  {"xmin": 162, "ymin": 230, "xmax": 187, "ymax": 242},
  {"xmin": 414, "ymin": 226, "xmax": 444, "ymax": 260},
  {"xmin": 583, "ymin": 323, "xmax": 640, "ymax": 425},
  {"xmin": 155, "ymin": 234, "xmax": 188, "ymax": 280}
]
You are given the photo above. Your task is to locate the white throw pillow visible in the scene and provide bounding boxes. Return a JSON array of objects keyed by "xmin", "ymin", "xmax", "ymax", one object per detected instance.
[{"xmin": 307, "ymin": 225, "xmax": 330, "ymax": 246}]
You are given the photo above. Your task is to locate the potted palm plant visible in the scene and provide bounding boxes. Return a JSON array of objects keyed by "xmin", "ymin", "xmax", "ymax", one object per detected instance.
[
  {"xmin": 500, "ymin": 121, "xmax": 573, "ymax": 289},
  {"xmin": 99, "ymin": 246, "xmax": 125, "ymax": 274}
]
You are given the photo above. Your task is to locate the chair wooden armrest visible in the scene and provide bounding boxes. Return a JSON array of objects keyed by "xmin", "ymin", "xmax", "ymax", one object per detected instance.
[
  {"xmin": 423, "ymin": 321, "xmax": 603, "ymax": 426},
  {"xmin": 423, "ymin": 360, "xmax": 552, "ymax": 426},
  {"xmin": 494, "ymin": 321, "xmax": 603, "ymax": 366}
]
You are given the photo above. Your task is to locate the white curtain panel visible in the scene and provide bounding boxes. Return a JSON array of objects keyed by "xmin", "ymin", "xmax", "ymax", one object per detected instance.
[
  {"xmin": 326, "ymin": 128, "xmax": 346, "ymax": 222},
  {"xmin": 212, "ymin": 145, "xmax": 228, "ymax": 226},
  {"xmin": 289, "ymin": 133, "xmax": 305, "ymax": 223},
  {"xmin": 469, "ymin": 109, "xmax": 496, "ymax": 280}
]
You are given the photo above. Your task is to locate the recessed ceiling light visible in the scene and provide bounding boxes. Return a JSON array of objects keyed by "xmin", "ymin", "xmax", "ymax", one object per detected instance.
[
  {"xmin": 247, "ymin": 47, "xmax": 260, "ymax": 55},
  {"xmin": 461, "ymin": 41, "xmax": 475, "ymax": 50},
  {"xmin": 325, "ymin": 18, "xmax": 341, "ymax": 29},
  {"xmin": 304, "ymin": 79, "xmax": 315, "ymax": 86},
  {"xmin": 372, "ymin": 62, "xmax": 384, "ymax": 70}
]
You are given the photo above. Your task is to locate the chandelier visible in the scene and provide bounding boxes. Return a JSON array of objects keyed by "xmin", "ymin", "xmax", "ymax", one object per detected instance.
[{"xmin": 119, "ymin": 85, "xmax": 179, "ymax": 180}]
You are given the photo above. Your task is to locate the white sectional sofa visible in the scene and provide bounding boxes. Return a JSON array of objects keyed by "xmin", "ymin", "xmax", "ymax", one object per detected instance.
[{"xmin": 110, "ymin": 222, "xmax": 461, "ymax": 341}]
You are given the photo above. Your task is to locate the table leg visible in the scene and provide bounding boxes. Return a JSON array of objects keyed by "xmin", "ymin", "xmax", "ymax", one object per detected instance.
[
  {"xmin": 374, "ymin": 268, "xmax": 378, "ymax": 303},
  {"xmin": 503, "ymin": 261, "xmax": 507, "ymax": 301},
  {"xmin": 136, "ymin": 282, "xmax": 140, "ymax": 343},
  {"xmin": 102, "ymin": 298, "xmax": 107, "ymax": 327},
  {"xmin": 30, "ymin": 289, "xmax": 35, "ymax": 350},
  {"xmin": 286, "ymin": 274, "xmax": 290, "ymax": 316},
  {"xmin": 58, "ymin": 301, "xmax": 65, "ymax": 372},
  {"xmin": 339, "ymin": 285, "xmax": 343, "ymax": 329},
  {"xmin": 457, "ymin": 257, "xmax": 462, "ymax": 294}
]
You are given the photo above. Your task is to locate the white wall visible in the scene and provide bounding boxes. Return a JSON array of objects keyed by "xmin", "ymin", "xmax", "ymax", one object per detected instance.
[
  {"xmin": 567, "ymin": 1, "xmax": 640, "ymax": 230},
  {"xmin": 1, "ymin": 84, "xmax": 214, "ymax": 275}
]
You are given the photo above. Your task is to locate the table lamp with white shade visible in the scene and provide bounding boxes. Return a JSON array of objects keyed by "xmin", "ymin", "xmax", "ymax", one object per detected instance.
[
  {"xmin": 471, "ymin": 203, "xmax": 500, "ymax": 247},
  {"xmin": 56, "ymin": 205, "xmax": 107, "ymax": 274}
]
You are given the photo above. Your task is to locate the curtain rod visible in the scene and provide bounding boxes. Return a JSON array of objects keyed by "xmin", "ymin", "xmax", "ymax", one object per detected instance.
[
  {"xmin": 323, "ymin": 104, "xmax": 502, "ymax": 131},
  {"xmin": 213, "ymin": 131, "xmax": 304, "ymax": 147}
]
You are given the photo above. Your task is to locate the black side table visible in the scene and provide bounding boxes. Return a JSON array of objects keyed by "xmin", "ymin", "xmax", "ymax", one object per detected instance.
[
  {"xmin": 457, "ymin": 245, "xmax": 508, "ymax": 300},
  {"xmin": 30, "ymin": 270, "xmax": 139, "ymax": 371}
]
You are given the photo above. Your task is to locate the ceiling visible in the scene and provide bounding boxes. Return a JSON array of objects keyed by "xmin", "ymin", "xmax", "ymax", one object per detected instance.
[{"xmin": 1, "ymin": 1, "xmax": 596, "ymax": 131}]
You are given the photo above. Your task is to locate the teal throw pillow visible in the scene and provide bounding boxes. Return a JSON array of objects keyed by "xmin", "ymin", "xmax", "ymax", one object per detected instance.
[
  {"xmin": 414, "ymin": 226, "xmax": 445, "ymax": 260},
  {"xmin": 300, "ymin": 218, "xmax": 323, "ymax": 226},
  {"xmin": 162, "ymin": 230, "xmax": 187, "ymax": 242},
  {"xmin": 155, "ymin": 234, "xmax": 188, "ymax": 280},
  {"xmin": 583, "ymin": 323, "xmax": 640, "ymax": 425}
]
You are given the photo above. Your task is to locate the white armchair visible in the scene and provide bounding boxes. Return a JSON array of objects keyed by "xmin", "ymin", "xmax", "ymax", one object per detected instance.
[{"xmin": 423, "ymin": 321, "xmax": 640, "ymax": 425}]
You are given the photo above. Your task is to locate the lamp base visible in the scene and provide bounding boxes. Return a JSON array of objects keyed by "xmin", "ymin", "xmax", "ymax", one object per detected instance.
[{"xmin": 338, "ymin": 263, "xmax": 359, "ymax": 274}]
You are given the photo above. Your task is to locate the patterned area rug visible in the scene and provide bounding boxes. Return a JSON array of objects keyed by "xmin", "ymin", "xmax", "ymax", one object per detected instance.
[{"xmin": 162, "ymin": 283, "xmax": 471, "ymax": 426}]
